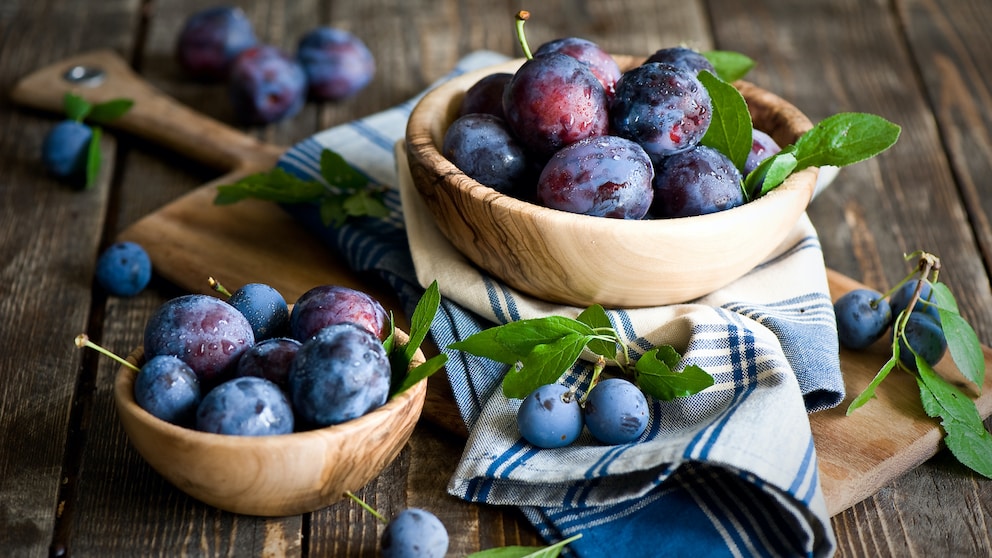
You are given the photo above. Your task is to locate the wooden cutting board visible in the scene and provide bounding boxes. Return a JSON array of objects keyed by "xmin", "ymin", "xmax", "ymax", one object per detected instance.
[{"xmin": 13, "ymin": 50, "xmax": 992, "ymax": 518}]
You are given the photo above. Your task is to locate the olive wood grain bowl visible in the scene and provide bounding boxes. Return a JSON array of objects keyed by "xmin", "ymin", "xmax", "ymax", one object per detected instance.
[
  {"xmin": 405, "ymin": 55, "xmax": 819, "ymax": 308},
  {"xmin": 113, "ymin": 330, "xmax": 427, "ymax": 517}
]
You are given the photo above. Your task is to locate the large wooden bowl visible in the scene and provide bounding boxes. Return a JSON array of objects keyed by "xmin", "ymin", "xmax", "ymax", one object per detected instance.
[
  {"xmin": 113, "ymin": 331, "xmax": 427, "ymax": 516},
  {"xmin": 405, "ymin": 55, "xmax": 819, "ymax": 308}
]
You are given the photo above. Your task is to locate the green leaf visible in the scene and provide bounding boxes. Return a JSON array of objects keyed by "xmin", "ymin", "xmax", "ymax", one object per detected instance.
[
  {"xmin": 703, "ymin": 50, "xmax": 755, "ymax": 82},
  {"xmin": 63, "ymin": 92, "xmax": 91, "ymax": 122},
  {"xmin": 404, "ymin": 280, "xmax": 441, "ymax": 364},
  {"xmin": 698, "ymin": 70, "xmax": 753, "ymax": 171},
  {"xmin": 846, "ymin": 356, "xmax": 898, "ymax": 415},
  {"xmin": 320, "ymin": 148, "xmax": 369, "ymax": 191},
  {"xmin": 392, "ymin": 354, "xmax": 448, "ymax": 395},
  {"xmin": 319, "ymin": 196, "xmax": 349, "ymax": 227},
  {"xmin": 84, "ymin": 126, "xmax": 101, "ymax": 189},
  {"xmin": 214, "ymin": 167, "xmax": 327, "ymax": 205},
  {"xmin": 575, "ymin": 305, "xmax": 617, "ymax": 360},
  {"xmin": 466, "ymin": 534, "xmax": 582, "ymax": 558},
  {"xmin": 634, "ymin": 349, "xmax": 714, "ymax": 400},
  {"xmin": 744, "ymin": 151, "xmax": 798, "ymax": 199},
  {"xmin": 87, "ymin": 99, "xmax": 134, "ymax": 124},
  {"xmin": 343, "ymin": 189, "xmax": 391, "ymax": 219},
  {"xmin": 790, "ymin": 112, "xmax": 901, "ymax": 171},
  {"xmin": 930, "ymin": 282, "xmax": 985, "ymax": 390},
  {"xmin": 448, "ymin": 317, "xmax": 595, "ymax": 364},
  {"xmin": 502, "ymin": 333, "xmax": 591, "ymax": 399},
  {"xmin": 916, "ymin": 362, "xmax": 992, "ymax": 478}
]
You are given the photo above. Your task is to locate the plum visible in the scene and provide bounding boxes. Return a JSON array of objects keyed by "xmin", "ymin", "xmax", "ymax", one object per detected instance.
[
  {"xmin": 583, "ymin": 378, "xmax": 649, "ymax": 445},
  {"xmin": 516, "ymin": 383, "xmax": 584, "ymax": 449},
  {"xmin": 290, "ymin": 285, "xmax": 389, "ymax": 341},
  {"xmin": 834, "ymin": 288, "xmax": 893, "ymax": 350},
  {"xmin": 228, "ymin": 45, "xmax": 307, "ymax": 124},
  {"xmin": 95, "ymin": 241, "xmax": 152, "ymax": 297},
  {"xmin": 195, "ymin": 376, "xmax": 294, "ymax": 436},
  {"xmin": 175, "ymin": 6, "xmax": 258, "ymax": 81},
  {"xmin": 442, "ymin": 113, "xmax": 531, "ymax": 194},
  {"xmin": 296, "ymin": 27, "xmax": 375, "ymax": 101},
  {"xmin": 652, "ymin": 145, "xmax": 744, "ymax": 218}
]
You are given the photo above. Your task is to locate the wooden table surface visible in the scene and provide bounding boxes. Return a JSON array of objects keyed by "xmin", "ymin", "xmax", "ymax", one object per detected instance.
[{"xmin": 2, "ymin": 0, "xmax": 991, "ymax": 556}]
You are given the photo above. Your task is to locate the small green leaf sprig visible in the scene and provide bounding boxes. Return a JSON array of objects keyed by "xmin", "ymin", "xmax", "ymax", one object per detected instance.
[
  {"xmin": 384, "ymin": 280, "xmax": 448, "ymax": 396},
  {"xmin": 448, "ymin": 304, "xmax": 714, "ymax": 401},
  {"xmin": 214, "ymin": 148, "xmax": 390, "ymax": 227},
  {"xmin": 698, "ymin": 53, "xmax": 901, "ymax": 201},
  {"xmin": 847, "ymin": 251, "xmax": 992, "ymax": 478},
  {"xmin": 62, "ymin": 92, "xmax": 133, "ymax": 189}
]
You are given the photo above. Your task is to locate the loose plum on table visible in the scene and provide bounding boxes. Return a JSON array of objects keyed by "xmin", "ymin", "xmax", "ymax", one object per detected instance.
[
  {"xmin": 380, "ymin": 507, "xmax": 450, "ymax": 558},
  {"xmin": 834, "ymin": 288, "xmax": 893, "ymax": 350},
  {"xmin": 583, "ymin": 377, "xmax": 649, "ymax": 445},
  {"xmin": 296, "ymin": 26, "xmax": 375, "ymax": 101},
  {"xmin": 896, "ymin": 312, "xmax": 947, "ymax": 371},
  {"xmin": 95, "ymin": 241, "xmax": 152, "ymax": 297},
  {"xmin": 516, "ymin": 383, "xmax": 584, "ymax": 449},
  {"xmin": 175, "ymin": 6, "xmax": 258, "ymax": 81},
  {"xmin": 889, "ymin": 279, "xmax": 940, "ymax": 320},
  {"xmin": 228, "ymin": 45, "xmax": 307, "ymax": 124},
  {"xmin": 41, "ymin": 120, "xmax": 92, "ymax": 181}
]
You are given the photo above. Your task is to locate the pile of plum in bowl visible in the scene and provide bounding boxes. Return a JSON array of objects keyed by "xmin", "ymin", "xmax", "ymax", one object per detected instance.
[
  {"xmin": 405, "ymin": 26, "xmax": 824, "ymax": 308},
  {"xmin": 108, "ymin": 282, "xmax": 429, "ymax": 516}
]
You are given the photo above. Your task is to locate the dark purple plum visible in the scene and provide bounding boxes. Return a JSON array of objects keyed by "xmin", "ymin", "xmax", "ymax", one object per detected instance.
[
  {"xmin": 41, "ymin": 120, "xmax": 92, "ymax": 181},
  {"xmin": 296, "ymin": 27, "xmax": 375, "ymax": 101},
  {"xmin": 645, "ymin": 46, "xmax": 715, "ymax": 75},
  {"xmin": 652, "ymin": 145, "xmax": 744, "ymax": 218},
  {"xmin": 503, "ymin": 52, "xmax": 610, "ymax": 158},
  {"xmin": 95, "ymin": 241, "xmax": 152, "ymax": 297},
  {"xmin": 143, "ymin": 294, "xmax": 255, "ymax": 385},
  {"xmin": 228, "ymin": 45, "xmax": 307, "ymax": 124},
  {"xmin": 290, "ymin": 285, "xmax": 389, "ymax": 341},
  {"xmin": 175, "ymin": 6, "xmax": 258, "ymax": 81},
  {"xmin": 834, "ymin": 288, "xmax": 893, "ymax": 350},
  {"xmin": 533, "ymin": 37, "xmax": 622, "ymax": 98},
  {"xmin": 889, "ymin": 279, "xmax": 939, "ymax": 320},
  {"xmin": 516, "ymin": 383, "xmax": 583, "ymax": 448},
  {"xmin": 134, "ymin": 355, "xmax": 202, "ymax": 427},
  {"xmin": 744, "ymin": 128, "xmax": 782, "ymax": 175},
  {"xmin": 288, "ymin": 322, "xmax": 390, "ymax": 427},
  {"xmin": 582, "ymin": 377, "xmax": 648, "ymax": 445},
  {"xmin": 458, "ymin": 72, "xmax": 513, "ymax": 119},
  {"xmin": 442, "ymin": 113, "xmax": 531, "ymax": 194},
  {"xmin": 195, "ymin": 376, "xmax": 294, "ymax": 436},
  {"xmin": 227, "ymin": 282, "xmax": 289, "ymax": 340},
  {"xmin": 536, "ymin": 135, "xmax": 654, "ymax": 219},
  {"xmin": 380, "ymin": 508, "xmax": 449, "ymax": 558},
  {"xmin": 895, "ymin": 312, "xmax": 947, "ymax": 371},
  {"xmin": 609, "ymin": 61, "xmax": 712, "ymax": 164},
  {"xmin": 235, "ymin": 337, "xmax": 301, "ymax": 389}
]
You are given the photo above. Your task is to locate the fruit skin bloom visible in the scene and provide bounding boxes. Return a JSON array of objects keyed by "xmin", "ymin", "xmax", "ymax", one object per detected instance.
[
  {"xmin": 296, "ymin": 27, "xmax": 376, "ymax": 101},
  {"xmin": 41, "ymin": 120, "xmax": 93, "ymax": 179},
  {"xmin": 95, "ymin": 241, "xmax": 152, "ymax": 297}
]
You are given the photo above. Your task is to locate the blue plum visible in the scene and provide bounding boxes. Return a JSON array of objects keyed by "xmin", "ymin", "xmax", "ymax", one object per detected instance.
[
  {"xmin": 459, "ymin": 72, "xmax": 513, "ymax": 119},
  {"xmin": 41, "ymin": 120, "xmax": 92, "ymax": 181},
  {"xmin": 536, "ymin": 135, "xmax": 654, "ymax": 219},
  {"xmin": 195, "ymin": 376, "xmax": 294, "ymax": 436},
  {"xmin": 228, "ymin": 45, "xmax": 307, "ymax": 124},
  {"xmin": 896, "ymin": 312, "xmax": 947, "ymax": 371},
  {"xmin": 175, "ymin": 6, "xmax": 258, "ymax": 81},
  {"xmin": 290, "ymin": 285, "xmax": 389, "ymax": 341},
  {"xmin": 744, "ymin": 128, "xmax": 782, "ymax": 175},
  {"xmin": 442, "ymin": 113, "xmax": 531, "ymax": 194},
  {"xmin": 834, "ymin": 288, "xmax": 893, "ymax": 350},
  {"xmin": 503, "ymin": 52, "xmax": 610, "ymax": 158},
  {"xmin": 227, "ymin": 282, "xmax": 289, "ymax": 340},
  {"xmin": 95, "ymin": 241, "xmax": 152, "ymax": 297},
  {"xmin": 889, "ymin": 279, "xmax": 939, "ymax": 320},
  {"xmin": 533, "ymin": 37, "xmax": 622, "ymax": 98},
  {"xmin": 380, "ymin": 508, "xmax": 449, "ymax": 558},
  {"xmin": 582, "ymin": 377, "xmax": 648, "ymax": 445},
  {"xmin": 296, "ymin": 27, "xmax": 375, "ymax": 101},
  {"xmin": 143, "ymin": 294, "xmax": 255, "ymax": 385},
  {"xmin": 516, "ymin": 383, "xmax": 583, "ymax": 448},
  {"xmin": 134, "ymin": 355, "xmax": 202, "ymax": 426},
  {"xmin": 609, "ymin": 61, "xmax": 712, "ymax": 164},
  {"xmin": 652, "ymin": 145, "xmax": 744, "ymax": 218},
  {"xmin": 288, "ymin": 322, "xmax": 390, "ymax": 427},
  {"xmin": 645, "ymin": 46, "xmax": 715, "ymax": 75},
  {"xmin": 235, "ymin": 337, "xmax": 301, "ymax": 389}
]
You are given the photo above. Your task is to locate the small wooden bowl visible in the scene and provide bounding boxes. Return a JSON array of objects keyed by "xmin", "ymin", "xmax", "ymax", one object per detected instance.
[
  {"xmin": 406, "ymin": 55, "xmax": 819, "ymax": 308},
  {"xmin": 113, "ymin": 331, "xmax": 427, "ymax": 516}
]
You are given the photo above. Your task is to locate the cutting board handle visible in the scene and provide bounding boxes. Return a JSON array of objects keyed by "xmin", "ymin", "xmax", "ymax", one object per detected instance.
[{"xmin": 10, "ymin": 49, "xmax": 283, "ymax": 172}]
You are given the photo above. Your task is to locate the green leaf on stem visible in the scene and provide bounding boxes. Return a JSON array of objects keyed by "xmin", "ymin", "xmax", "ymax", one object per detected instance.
[
  {"xmin": 387, "ymin": 280, "xmax": 447, "ymax": 397},
  {"xmin": 931, "ymin": 282, "xmax": 985, "ymax": 390},
  {"xmin": 744, "ymin": 151, "xmax": 798, "ymax": 199},
  {"xmin": 63, "ymin": 92, "xmax": 91, "ymax": 122},
  {"xmin": 84, "ymin": 126, "xmax": 102, "ymax": 189},
  {"xmin": 916, "ymin": 360, "xmax": 992, "ymax": 478},
  {"xmin": 699, "ymin": 70, "xmax": 753, "ymax": 172},
  {"xmin": 703, "ymin": 50, "xmax": 755, "ymax": 83},
  {"xmin": 448, "ymin": 317, "xmax": 596, "ymax": 364},
  {"xmin": 634, "ymin": 348, "xmax": 714, "ymax": 400},
  {"xmin": 215, "ymin": 167, "xmax": 326, "ymax": 205},
  {"xmin": 88, "ymin": 99, "xmax": 134, "ymax": 124},
  {"xmin": 576, "ymin": 304, "xmax": 618, "ymax": 360},
  {"xmin": 790, "ymin": 112, "xmax": 901, "ymax": 170},
  {"xmin": 846, "ymin": 355, "xmax": 899, "ymax": 415},
  {"xmin": 466, "ymin": 534, "xmax": 582, "ymax": 558},
  {"xmin": 502, "ymin": 333, "xmax": 591, "ymax": 399}
]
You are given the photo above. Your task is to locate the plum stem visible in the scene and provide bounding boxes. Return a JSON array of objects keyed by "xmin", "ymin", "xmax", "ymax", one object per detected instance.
[
  {"xmin": 208, "ymin": 276, "xmax": 233, "ymax": 297},
  {"xmin": 74, "ymin": 333, "xmax": 140, "ymax": 372},
  {"xmin": 345, "ymin": 490, "xmax": 388, "ymax": 524},
  {"xmin": 514, "ymin": 10, "xmax": 534, "ymax": 60}
]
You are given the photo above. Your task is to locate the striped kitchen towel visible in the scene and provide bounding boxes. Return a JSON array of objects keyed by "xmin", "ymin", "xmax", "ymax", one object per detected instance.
[{"xmin": 278, "ymin": 50, "xmax": 842, "ymax": 557}]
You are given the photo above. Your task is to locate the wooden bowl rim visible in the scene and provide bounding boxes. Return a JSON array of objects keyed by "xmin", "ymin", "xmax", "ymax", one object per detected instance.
[{"xmin": 405, "ymin": 54, "xmax": 817, "ymax": 233}]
